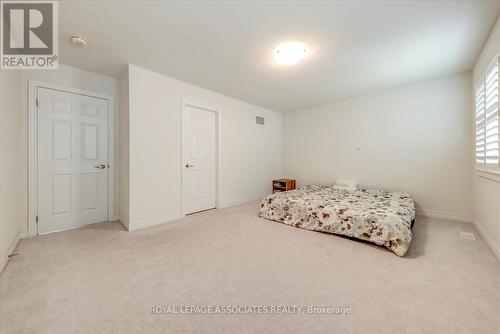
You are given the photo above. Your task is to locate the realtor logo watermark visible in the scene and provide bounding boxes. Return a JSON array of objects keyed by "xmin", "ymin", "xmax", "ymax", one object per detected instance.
[
  {"xmin": 150, "ymin": 304, "xmax": 352, "ymax": 315},
  {"xmin": 1, "ymin": 1, "xmax": 58, "ymax": 69}
]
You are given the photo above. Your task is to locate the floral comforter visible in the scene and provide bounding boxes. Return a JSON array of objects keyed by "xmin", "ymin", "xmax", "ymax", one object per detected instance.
[{"xmin": 258, "ymin": 185, "xmax": 415, "ymax": 256}]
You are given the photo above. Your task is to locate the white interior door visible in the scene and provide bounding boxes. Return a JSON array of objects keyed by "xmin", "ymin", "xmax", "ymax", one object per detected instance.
[
  {"xmin": 182, "ymin": 104, "xmax": 216, "ymax": 214},
  {"xmin": 37, "ymin": 87, "xmax": 109, "ymax": 233}
]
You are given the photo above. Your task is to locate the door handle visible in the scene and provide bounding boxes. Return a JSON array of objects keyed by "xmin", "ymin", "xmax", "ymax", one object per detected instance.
[
  {"xmin": 94, "ymin": 164, "xmax": 106, "ymax": 169},
  {"xmin": 185, "ymin": 164, "xmax": 194, "ymax": 168}
]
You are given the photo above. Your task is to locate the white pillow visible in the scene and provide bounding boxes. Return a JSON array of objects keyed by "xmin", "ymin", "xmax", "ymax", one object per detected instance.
[
  {"xmin": 331, "ymin": 184, "xmax": 353, "ymax": 191},
  {"xmin": 332, "ymin": 181, "xmax": 358, "ymax": 191}
]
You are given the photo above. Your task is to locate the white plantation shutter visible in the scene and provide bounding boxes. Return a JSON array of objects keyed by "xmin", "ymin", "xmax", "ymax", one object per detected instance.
[
  {"xmin": 475, "ymin": 79, "xmax": 485, "ymax": 166},
  {"xmin": 475, "ymin": 56, "xmax": 500, "ymax": 172},
  {"xmin": 485, "ymin": 58, "xmax": 499, "ymax": 167}
]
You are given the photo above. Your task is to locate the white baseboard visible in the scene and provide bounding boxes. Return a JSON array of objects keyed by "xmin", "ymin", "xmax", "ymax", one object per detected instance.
[
  {"xmin": 474, "ymin": 220, "xmax": 500, "ymax": 262},
  {"xmin": 125, "ymin": 193, "xmax": 268, "ymax": 231},
  {"xmin": 218, "ymin": 193, "xmax": 267, "ymax": 209},
  {"xmin": 416, "ymin": 209, "xmax": 473, "ymax": 223},
  {"xmin": 127, "ymin": 214, "xmax": 184, "ymax": 232},
  {"xmin": 0, "ymin": 231, "xmax": 22, "ymax": 274}
]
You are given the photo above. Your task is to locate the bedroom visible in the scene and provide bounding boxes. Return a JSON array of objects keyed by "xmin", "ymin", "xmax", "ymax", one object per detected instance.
[{"xmin": 0, "ymin": 1, "xmax": 499, "ymax": 333}]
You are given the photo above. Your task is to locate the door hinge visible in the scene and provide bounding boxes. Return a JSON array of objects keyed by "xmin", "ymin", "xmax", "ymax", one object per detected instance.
[
  {"xmin": 36, "ymin": 215, "xmax": 38, "ymax": 223},
  {"xmin": 35, "ymin": 98, "xmax": 39, "ymax": 107}
]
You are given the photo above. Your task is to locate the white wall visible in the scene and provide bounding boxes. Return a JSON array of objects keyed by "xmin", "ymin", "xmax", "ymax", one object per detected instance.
[
  {"xmin": 472, "ymin": 17, "xmax": 500, "ymax": 260},
  {"xmin": 17, "ymin": 64, "xmax": 120, "ymax": 236},
  {"xmin": 0, "ymin": 70, "xmax": 22, "ymax": 273},
  {"xmin": 284, "ymin": 72, "xmax": 473, "ymax": 221},
  {"xmin": 122, "ymin": 64, "xmax": 282, "ymax": 230}
]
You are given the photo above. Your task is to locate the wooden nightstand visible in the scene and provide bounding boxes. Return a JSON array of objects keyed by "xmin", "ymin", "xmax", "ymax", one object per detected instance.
[{"xmin": 272, "ymin": 179, "xmax": 296, "ymax": 193}]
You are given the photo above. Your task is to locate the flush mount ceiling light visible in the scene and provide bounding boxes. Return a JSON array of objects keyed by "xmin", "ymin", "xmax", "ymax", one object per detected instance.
[
  {"xmin": 71, "ymin": 35, "xmax": 88, "ymax": 47},
  {"xmin": 273, "ymin": 41, "xmax": 307, "ymax": 65}
]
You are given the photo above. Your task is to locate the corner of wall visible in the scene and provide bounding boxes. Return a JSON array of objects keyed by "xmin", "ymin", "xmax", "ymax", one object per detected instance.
[{"xmin": 118, "ymin": 65, "xmax": 131, "ymax": 230}]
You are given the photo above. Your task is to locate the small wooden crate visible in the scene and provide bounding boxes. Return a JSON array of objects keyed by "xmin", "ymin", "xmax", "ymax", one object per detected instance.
[{"xmin": 272, "ymin": 179, "xmax": 296, "ymax": 193}]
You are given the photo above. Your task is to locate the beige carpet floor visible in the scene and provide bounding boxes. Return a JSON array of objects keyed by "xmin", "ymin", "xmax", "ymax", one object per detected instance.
[{"xmin": 1, "ymin": 201, "xmax": 499, "ymax": 334}]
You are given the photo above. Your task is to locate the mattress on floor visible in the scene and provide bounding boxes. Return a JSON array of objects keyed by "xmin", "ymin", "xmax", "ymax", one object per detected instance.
[{"xmin": 258, "ymin": 185, "xmax": 415, "ymax": 256}]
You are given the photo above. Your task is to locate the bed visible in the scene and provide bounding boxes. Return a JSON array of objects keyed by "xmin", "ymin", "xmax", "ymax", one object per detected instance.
[{"xmin": 258, "ymin": 185, "xmax": 415, "ymax": 256}]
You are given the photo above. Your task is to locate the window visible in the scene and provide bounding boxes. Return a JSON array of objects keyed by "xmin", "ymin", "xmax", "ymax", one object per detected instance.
[{"xmin": 475, "ymin": 56, "xmax": 500, "ymax": 173}]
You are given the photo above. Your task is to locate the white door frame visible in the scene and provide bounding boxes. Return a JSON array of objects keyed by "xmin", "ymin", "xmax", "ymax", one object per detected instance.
[
  {"xmin": 28, "ymin": 80, "xmax": 115, "ymax": 237},
  {"xmin": 181, "ymin": 99, "xmax": 221, "ymax": 215}
]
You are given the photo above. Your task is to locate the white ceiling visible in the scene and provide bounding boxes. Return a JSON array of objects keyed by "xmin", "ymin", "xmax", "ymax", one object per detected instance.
[{"xmin": 59, "ymin": 1, "xmax": 500, "ymax": 112}]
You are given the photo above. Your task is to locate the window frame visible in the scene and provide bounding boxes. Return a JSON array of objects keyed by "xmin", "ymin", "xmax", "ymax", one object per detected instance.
[{"xmin": 475, "ymin": 55, "xmax": 500, "ymax": 176}]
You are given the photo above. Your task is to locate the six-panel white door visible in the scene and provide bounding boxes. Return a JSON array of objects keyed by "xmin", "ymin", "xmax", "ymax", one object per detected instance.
[
  {"xmin": 182, "ymin": 105, "xmax": 216, "ymax": 214},
  {"xmin": 37, "ymin": 87, "xmax": 109, "ymax": 234}
]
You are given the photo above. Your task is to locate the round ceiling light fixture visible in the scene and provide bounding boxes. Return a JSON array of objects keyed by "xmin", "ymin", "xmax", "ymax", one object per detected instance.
[
  {"xmin": 71, "ymin": 35, "xmax": 88, "ymax": 47},
  {"xmin": 273, "ymin": 41, "xmax": 307, "ymax": 65}
]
